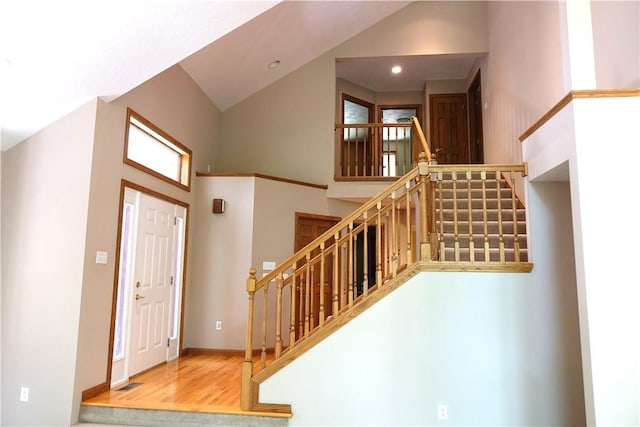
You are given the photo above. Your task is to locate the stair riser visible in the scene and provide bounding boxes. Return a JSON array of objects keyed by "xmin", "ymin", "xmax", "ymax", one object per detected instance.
[
  {"xmin": 439, "ymin": 199, "xmax": 518, "ymax": 210},
  {"xmin": 441, "ymin": 235, "xmax": 528, "ymax": 249},
  {"xmin": 79, "ymin": 406, "xmax": 288, "ymax": 427}
]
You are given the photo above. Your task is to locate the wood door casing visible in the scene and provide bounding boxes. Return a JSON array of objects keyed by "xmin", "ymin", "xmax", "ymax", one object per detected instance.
[
  {"xmin": 342, "ymin": 94, "xmax": 375, "ymax": 177},
  {"xmin": 467, "ymin": 71, "xmax": 484, "ymax": 164},
  {"xmin": 429, "ymin": 94, "xmax": 469, "ymax": 164},
  {"xmin": 294, "ymin": 213, "xmax": 341, "ymax": 338}
]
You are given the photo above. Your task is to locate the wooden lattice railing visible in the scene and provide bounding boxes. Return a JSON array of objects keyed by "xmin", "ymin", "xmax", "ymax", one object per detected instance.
[
  {"xmin": 335, "ymin": 117, "xmax": 431, "ymax": 179},
  {"xmin": 241, "ymin": 120, "xmax": 530, "ymax": 411}
]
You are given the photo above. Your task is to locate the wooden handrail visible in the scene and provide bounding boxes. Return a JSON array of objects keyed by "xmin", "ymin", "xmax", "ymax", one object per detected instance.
[
  {"xmin": 254, "ymin": 167, "xmax": 422, "ymax": 293},
  {"xmin": 334, "ymin": 122, "xmax": 414, "ymax": 129},
  {"xmin": 411, "ymin": 116, "xmax": 432, "ymax": 162}
]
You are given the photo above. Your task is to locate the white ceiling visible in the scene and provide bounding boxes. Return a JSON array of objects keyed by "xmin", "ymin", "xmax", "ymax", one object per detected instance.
[
  {"xmin": 336, "ymin": 53, "xmax": 486, "ymax": 93},
  {"xmin": 0, "ymin": 1, "xmax": 482, "ymax": 151},
  {"xmin": 180, "ymin": 1, "xmax": 410, "ymax": 111},
  {"xmin": 0, "ymin": 0, "xmax": 281, "ymax": 149}
]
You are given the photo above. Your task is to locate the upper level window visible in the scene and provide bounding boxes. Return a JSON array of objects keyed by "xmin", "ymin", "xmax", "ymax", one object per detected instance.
[{"xmin": 124, "ymin": 108, "xmax": 192, "ymax": 191}]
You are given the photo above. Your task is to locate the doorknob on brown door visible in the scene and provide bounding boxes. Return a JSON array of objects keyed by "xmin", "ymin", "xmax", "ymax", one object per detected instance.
[{"xmin": 135, "ymin": 294, "xmax": 145, "ymax": 301}]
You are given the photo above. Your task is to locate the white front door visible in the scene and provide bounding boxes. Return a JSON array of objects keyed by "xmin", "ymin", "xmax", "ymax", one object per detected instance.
[{"xmin": 128, "ymin": 192, "xmax": 175, "ymax": 376}]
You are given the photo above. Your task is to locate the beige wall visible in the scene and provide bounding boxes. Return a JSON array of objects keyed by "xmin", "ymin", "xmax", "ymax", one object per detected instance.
[
  {"xmin": 185, "ymin": 176, "xmax": 255, "ymax": 350},
  {"xmin": 218, "ymin": 1, "xmax": 489, "ymax": 185},
  {"xmin": 71, "ymin": 64, "xmax": 220, "ymax": 421},
  {"xmin": 476, "ymin": 0, "xmax": 565, "ymax": 198},
  {"xmin": 481, "ymin": 1, "xmax": 565, "ymax": 166},
  {"xmin": 1, "ymin": 101, "xmax": 97, "ymax": 426},
  {"xmin": 187, "ymin": 175, "xmax": 358, "ymax": 350}
]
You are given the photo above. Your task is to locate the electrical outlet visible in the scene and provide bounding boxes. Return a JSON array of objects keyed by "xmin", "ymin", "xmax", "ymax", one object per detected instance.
[
  {"xmin": 438, "ymin": 404, "xmax": 448, "ymax": 420},
  {"xmin": 215, "ymin": 320, "xmax": 222, "ymax": 331},
  {"xmin": 20, "ymin": 387, "xmax": 29, "ymax": 402}
]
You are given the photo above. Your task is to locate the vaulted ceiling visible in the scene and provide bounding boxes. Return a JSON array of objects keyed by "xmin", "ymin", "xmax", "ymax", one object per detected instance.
[{"xmin": 0, "ymin": 1, "xmax": 480, "ymax": 150}]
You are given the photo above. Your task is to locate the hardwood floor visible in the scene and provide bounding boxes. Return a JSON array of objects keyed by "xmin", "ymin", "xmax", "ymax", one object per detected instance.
[{"xmin": 82, "ymin": 352, "xmax": 286, "ymax": 417}]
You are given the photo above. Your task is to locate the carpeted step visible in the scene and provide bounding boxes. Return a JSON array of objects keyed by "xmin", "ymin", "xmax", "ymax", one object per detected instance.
[
  {"xmin": 434, "ymin": 177, "xmax": 507, "ymax": 189},
  {"xmin": 439, "ymin": 198, "xmax": 519, "ymax": 210},
  {"xmin": 437, "ymin": 220, "xmax": 526, "ymax": 235},
  {"xmin": 436, "ymin": 187, "xmax": 515, "ymax": 200},
  {"xmin": 439, "ymin": 208, "xmax": 526, "ymax": 222}
]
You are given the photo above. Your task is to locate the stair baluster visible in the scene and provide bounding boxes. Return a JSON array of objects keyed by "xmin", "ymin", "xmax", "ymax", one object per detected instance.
[
  {"xmin": 481, "ymin": 171, "xmax": 490, "ymax": 262},
  {"xmin": 496, "ymin": 171, "xmax": 505, "ymax": 262},
  {"xmin": 437, "ymin": 171, "xmax": 445, "ymax": 260},
  {"xmin": 510, "ymin": 170, "xmax": 521, "ymax": 262},
  {"xmin": 261, "ymin": 281, "xmax": 269, "ymax": 368},
  {"xmin": 275, "ymin": 273, "xmax": 283, "ymax": 359},
  {"xmin": 467, "ymin": 171, "xmax": 475, "ymax": 263}
]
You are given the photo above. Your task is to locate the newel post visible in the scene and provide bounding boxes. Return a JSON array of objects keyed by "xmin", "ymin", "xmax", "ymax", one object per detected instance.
[
  {"xmin": 418, "ymin": 152, "xmax": 433, "ymax": 261},
  {"xmin": 241, "ymin": 268, "xmax": 257, "ymax": 410}
]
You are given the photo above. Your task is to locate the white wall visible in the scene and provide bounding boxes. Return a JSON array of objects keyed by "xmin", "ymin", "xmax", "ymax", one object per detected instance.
[
  {"xmin": 1, "ymin": 100, "xmax": 97, "ymax": 426},
  {"xmin": 261, "ymin": 179, "xmax": 584, "ymax": 425},
  {"xmin": 0, "ymin": 144, "xmax": 3, "ymax": 422},
  {"xmin": 571, "ymin": 96, "xmax": 640, "ymax": 426},
  {"xmin": 591, "ymin": 0, "xmax": 640, "ymax": 88},
  {"xmin": 523, "ymin": 95, "xmax": 640, "ymax": 425}
]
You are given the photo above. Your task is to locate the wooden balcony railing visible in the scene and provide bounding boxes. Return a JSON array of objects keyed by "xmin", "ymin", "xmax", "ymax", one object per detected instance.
[
  {"xmin": 241, "ymin": 120, "xmax": 530, "ymax": 411},
  {"xmin": 335, "ymin": 117, "xmax": 430, "ymax": 179}
]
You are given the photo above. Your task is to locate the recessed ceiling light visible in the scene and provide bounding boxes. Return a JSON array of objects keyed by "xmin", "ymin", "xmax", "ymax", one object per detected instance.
[
  {"xmin": 391, "ymin": 65, "xmax": 402, "ymax": 74},
  {"xmin": 268, "ymin": 60, "xmax": 281, "ymax": 70}
]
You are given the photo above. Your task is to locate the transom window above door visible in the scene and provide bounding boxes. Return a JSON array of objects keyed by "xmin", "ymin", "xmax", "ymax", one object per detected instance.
[{"xmin": 124, "ymin": 108, "xmax": 192, "ymax": 191}]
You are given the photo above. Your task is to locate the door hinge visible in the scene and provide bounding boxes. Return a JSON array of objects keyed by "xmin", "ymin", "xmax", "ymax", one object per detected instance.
[
  {"xmin": 170, "ymin": 276, "xmax": 174, "ymax": 285},
  {"xmin": 174, "ymin": 217, "xmax": 177, "ymax": 225},
  {"xmin": 167, "ymin": 338, "xmax": 170, "ymax": 347}
]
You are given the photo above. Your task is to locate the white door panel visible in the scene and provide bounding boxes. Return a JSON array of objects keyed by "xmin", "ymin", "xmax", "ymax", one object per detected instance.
[{"xmin": 128, "ymin": 194, "xmax": 174, "ymax": 376}]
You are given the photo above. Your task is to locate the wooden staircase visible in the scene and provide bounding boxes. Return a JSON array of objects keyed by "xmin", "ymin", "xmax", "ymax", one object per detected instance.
[{"xmin": 241, "ymin": 155, "xmax": 532, "ymax": 412}]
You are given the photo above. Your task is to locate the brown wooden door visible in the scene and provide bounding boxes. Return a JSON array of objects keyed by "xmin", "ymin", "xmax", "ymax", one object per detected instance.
[
  {"xmin": 429, "ymin": 94, "xmax": 469, "ymax": 164},
  {"xmin": 294, "ymin": 213, "xmax": 340, "ymax": 338}
]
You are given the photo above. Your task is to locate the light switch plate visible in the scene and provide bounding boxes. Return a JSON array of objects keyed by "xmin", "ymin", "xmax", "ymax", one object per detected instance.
[
  {"xmin": 262, "ymin": 261, "xmax": 276, "ymax": 271},
  {"xmin": 96, "ymin": 251, "xmax": 108, "ymax": 265}
]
